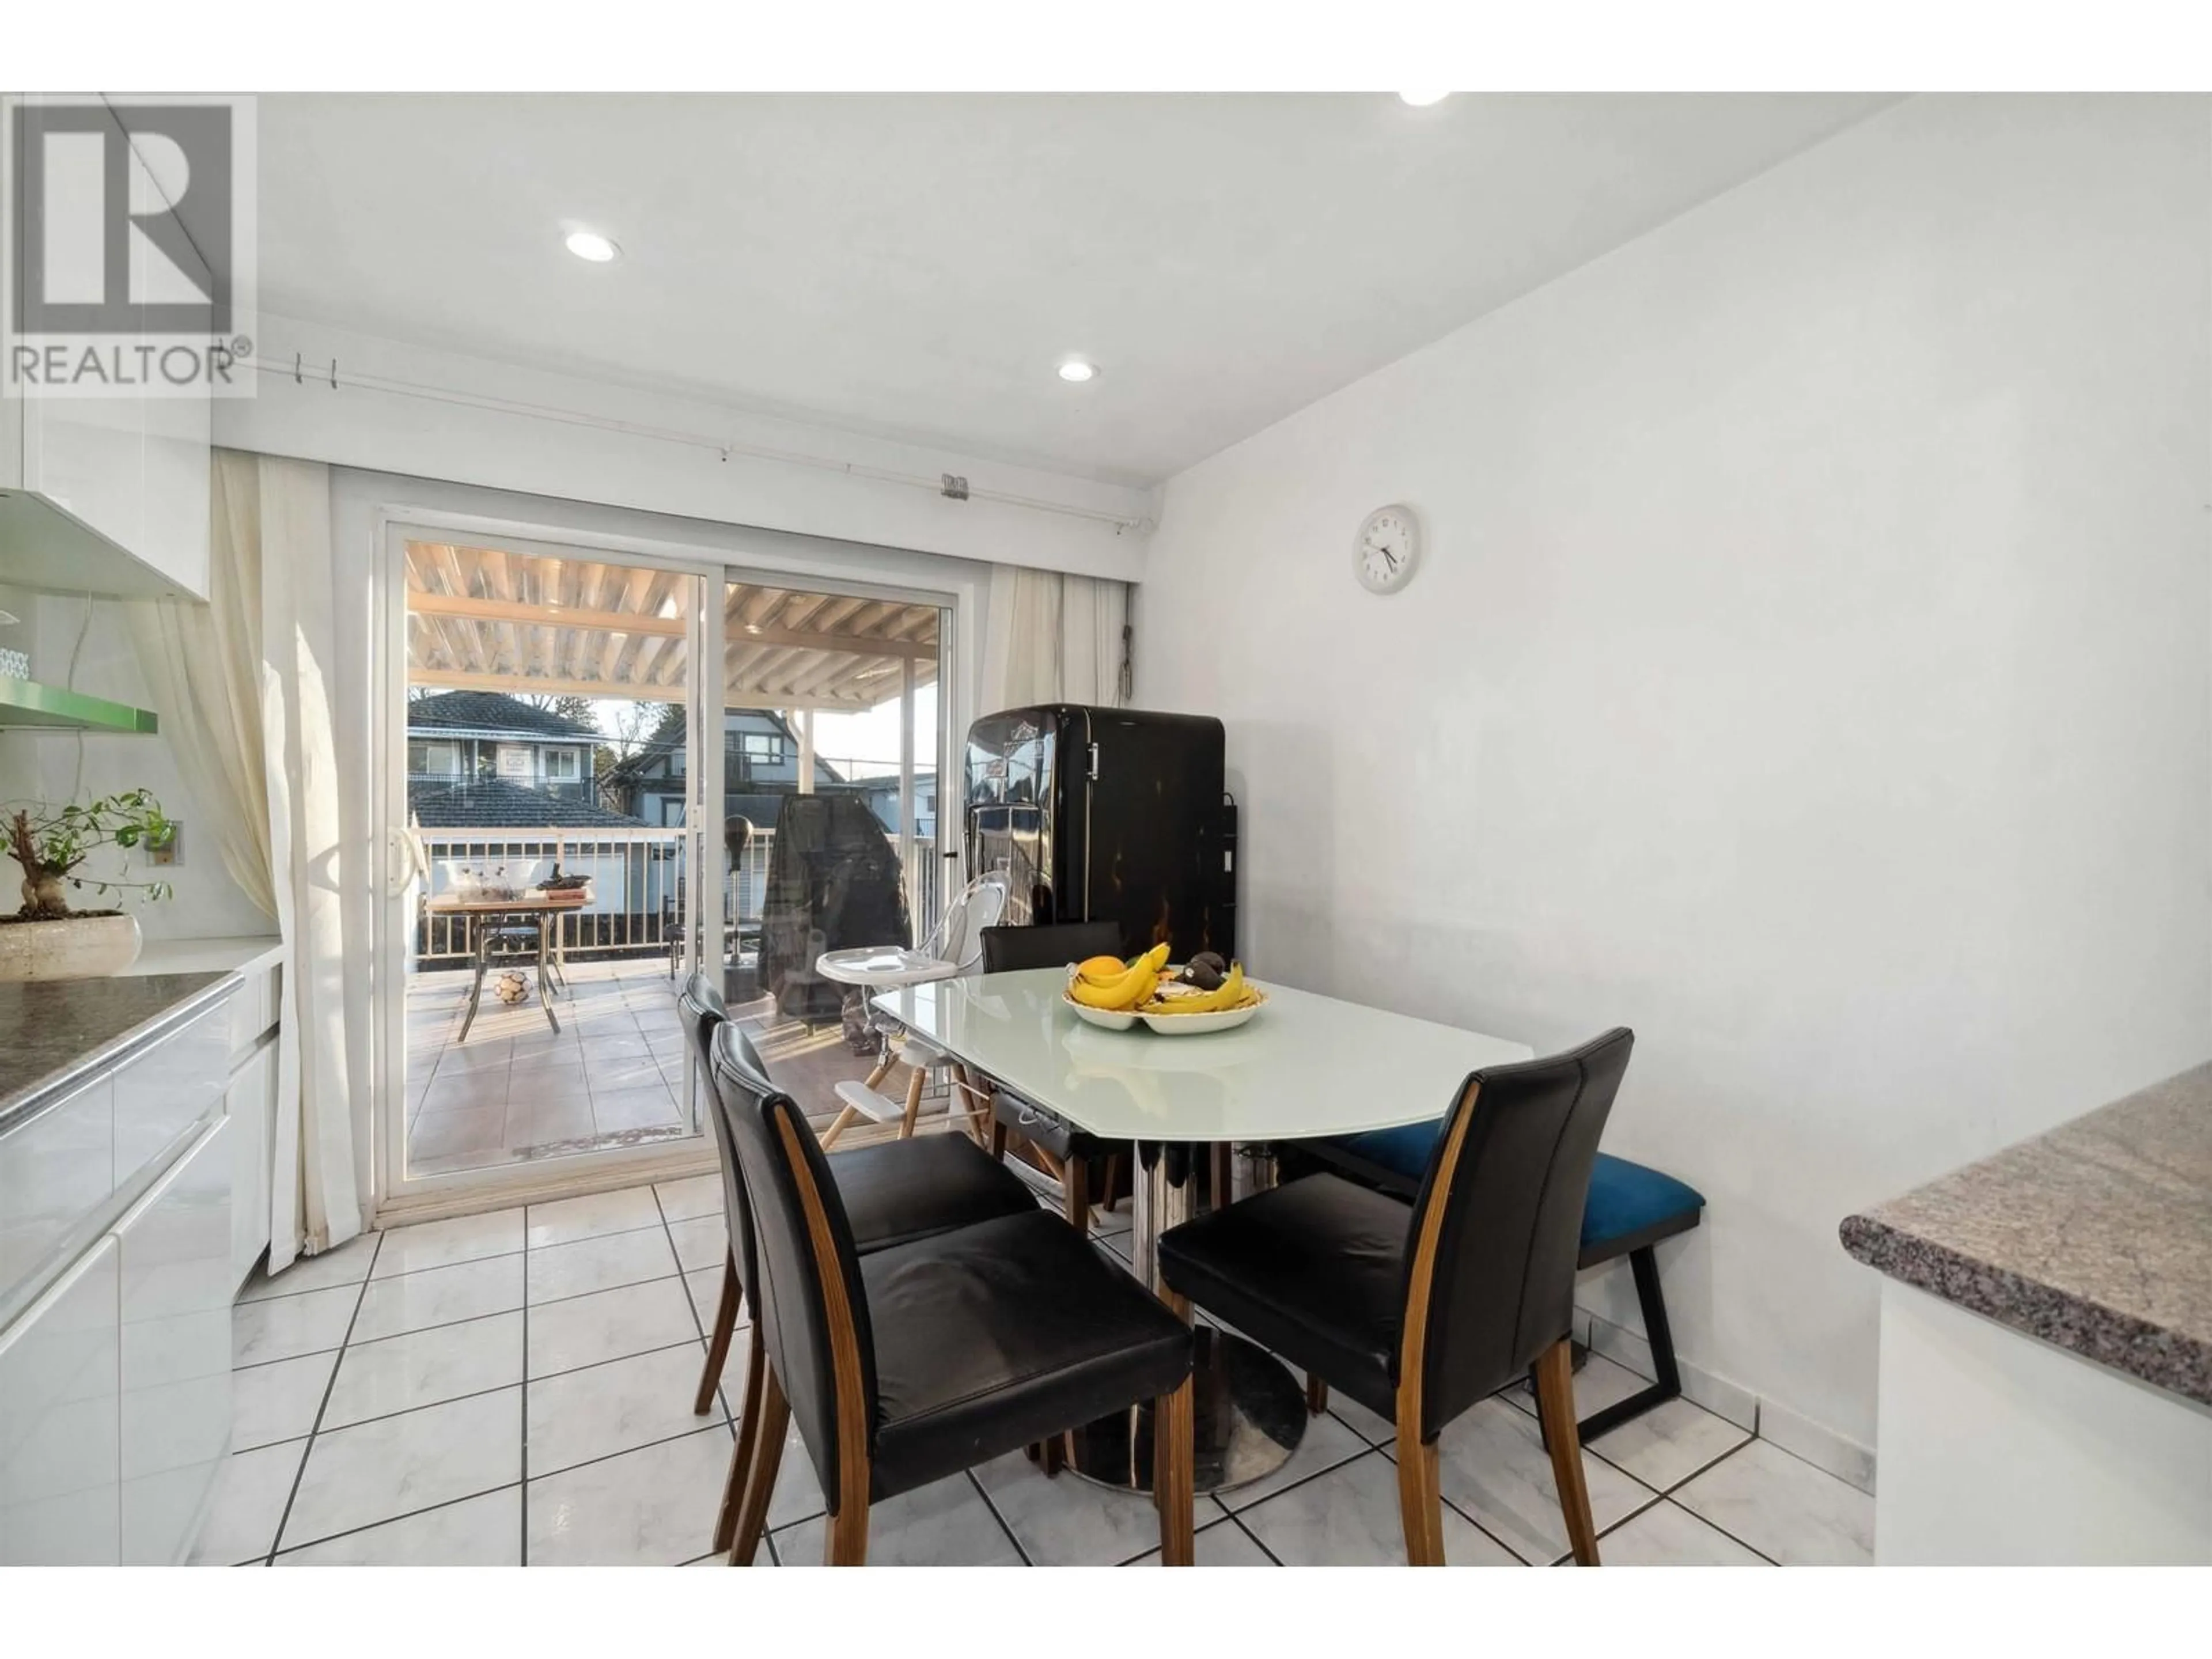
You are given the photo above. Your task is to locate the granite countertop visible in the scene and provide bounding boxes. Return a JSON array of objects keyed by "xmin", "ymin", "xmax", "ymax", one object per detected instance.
[
  {"xmin": 125, "ymin": 935, "xmax": 285, "ymax": 978},
  {"xmin": 0, "ymin": 971, "xmax": 238, "ymax": 1136},
  {"xmin": 1840, "ymin": 1062, "xmax": 2212, "ymax": 1406}
]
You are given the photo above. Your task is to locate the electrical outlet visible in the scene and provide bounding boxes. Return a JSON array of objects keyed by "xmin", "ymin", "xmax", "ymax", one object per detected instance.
[{"xmin": 149, "ymin": 823, "xmax": 180, "ymax": 866}]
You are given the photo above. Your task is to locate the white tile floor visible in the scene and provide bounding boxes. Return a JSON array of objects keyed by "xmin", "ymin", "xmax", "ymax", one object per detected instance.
[{"xmin": 200, "ymin": 1166, "xmax": 1876, "ymax": 1567}]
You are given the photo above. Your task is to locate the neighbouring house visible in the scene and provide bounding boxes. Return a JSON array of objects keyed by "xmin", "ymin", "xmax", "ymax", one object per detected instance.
[
  {"xmin": 845, "ymin": 770, "xmax": 938, "ymax": 840},
  {"xmin": 604, "ymin": 707, "xmax": 843, "ymax": 829},
  {"xmin": 405, "ymin": 690, "xmax": 607, "ymax": 813}
]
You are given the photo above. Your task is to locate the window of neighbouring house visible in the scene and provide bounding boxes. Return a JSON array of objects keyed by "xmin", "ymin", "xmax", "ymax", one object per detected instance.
[
  {"xmin": 410, "ymin": 740, "xmax": 463, "ymax": 776},
  {"xmin": 545, "ymin": 747, "xmax": 583, "ymax": 782},
  {"xmin": 737, "ymin": 733, "xmax": 786, "ymax": 765},
  {"xmin": 495, "ymin": 744, "xmax": 535, "ymax": 781}
]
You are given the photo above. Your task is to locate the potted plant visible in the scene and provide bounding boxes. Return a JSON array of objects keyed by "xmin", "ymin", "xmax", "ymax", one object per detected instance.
[{"xmin": 1, "ymin": 789, "xmax": 175, "ymax": 981}]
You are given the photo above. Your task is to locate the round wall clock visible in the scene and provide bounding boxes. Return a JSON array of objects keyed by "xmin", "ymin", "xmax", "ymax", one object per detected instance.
[{"xmin": 1354, "ymin": 504, "xmax": 1421, "ymax": 595}]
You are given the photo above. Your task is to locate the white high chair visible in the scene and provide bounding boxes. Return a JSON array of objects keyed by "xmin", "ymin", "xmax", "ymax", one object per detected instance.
[{"xmin": 814, "ymin": 869, "xmax": 1010, "ymax": 1146}]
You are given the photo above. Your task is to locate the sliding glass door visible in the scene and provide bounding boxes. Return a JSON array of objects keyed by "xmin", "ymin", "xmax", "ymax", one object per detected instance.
[
  {"xmin": 380, "ymin": 532, "xmax": 721, "ymax": 1205},
  {"xmin": 376, "ymin": 524, "xmax": 958, "ymax": 1210},
  {"xmin": 708, "ymin": 573, "xmax": 949, "ymax": 1137}
]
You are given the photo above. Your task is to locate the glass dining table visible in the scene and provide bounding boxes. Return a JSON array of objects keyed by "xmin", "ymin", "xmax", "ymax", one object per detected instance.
[{"xmin": 872, "ymin": 965, "xmax": 1532, "ymax": 1497}]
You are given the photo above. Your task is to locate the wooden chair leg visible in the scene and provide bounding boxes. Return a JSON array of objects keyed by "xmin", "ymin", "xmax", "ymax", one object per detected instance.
[
  {"xmin": 1209, "ymin": 1142, "xmax": 1233, "ymax": 1211},
  {"xmin": 1395, "ymin": 1435, "xmax": 1446, "ymax": 1565},
  {"xmin": 1101, "ymin": 1152, "xmax": 1123, "ymax": 1214},
  {"xmin": 1535, "ymin": 1338, "xmax": 1600, "ymax": 1565},
  {"xmin": 1063, "ymin": 1157, "xmax": 1091, "ymax": 1230},
  {"xmin": 819, "ymin": 1104, "xmax": 859, "ymax": 1150},
  {"xmin": 1394, "ymin": 1379, "xmax": 1445, "ymax": 1565},
  {"xmin": 825, "ymin": 1498, "xmax": 870, "ymax": 1565},
  {"xmin": 897, "ymin": 1063, "xmax": 927, "ymax": 1138},
  {"xmin": 728, "ymin": 1366, "xmax": 790, "ymax": 1566},
  {"xmin": 1153, "ymin": 1375, "xmax": 1196, "ymax": 1565},
  {"xmin": 1305, "ymin": 1373, "xmax": 1329, "ymax": 1415},
  {"xmin": 712, "ymin": 1323, "xmax": 765, "ymax": 1554},
  {"xmin": 862, "ymin": 1044, "xmax": 896, "ymax": 1092},
  {"xmin": 695, "ymin": 1253, "xmax": 741, "ymax": 1414}
]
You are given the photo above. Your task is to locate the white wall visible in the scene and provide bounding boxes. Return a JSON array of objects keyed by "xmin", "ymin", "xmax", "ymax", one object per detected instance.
[
  {"xmin": 1134, "ymin": 94, "xmax": 2212, "ymax": 1456},
  {"xmin": 0, "ymin": 581, "xmax": 271, "ymax": 944},
  {"xmin": 219, "ymin": 315, "xmax": 1152, "ymax": 584}
]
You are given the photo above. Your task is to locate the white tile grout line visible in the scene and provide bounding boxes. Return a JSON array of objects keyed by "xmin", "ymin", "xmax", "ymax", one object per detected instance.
[
  {"xmin": 519, "ymin": 1211, "xmax": 530, "ymax": 1563},
  {"xmin": 259, "ymin": 1229, "xmax": 387, "ymax": 1563}
]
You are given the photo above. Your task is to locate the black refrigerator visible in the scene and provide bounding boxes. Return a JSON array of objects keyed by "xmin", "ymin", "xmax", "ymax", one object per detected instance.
[{"xmin": 963, "ymin": 704, "xmax": 1235, "ymax": 963}]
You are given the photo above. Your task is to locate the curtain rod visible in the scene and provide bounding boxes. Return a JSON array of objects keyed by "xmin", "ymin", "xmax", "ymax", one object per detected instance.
[{"xmin": 244, "ymin": 353, "xmax": 1153, "ymax": 535}]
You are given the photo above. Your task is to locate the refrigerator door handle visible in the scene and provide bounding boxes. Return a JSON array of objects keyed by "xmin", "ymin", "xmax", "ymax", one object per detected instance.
[{"xmin": 1086, "ymin": 742, "xmax": 1100, "ymax": 781}]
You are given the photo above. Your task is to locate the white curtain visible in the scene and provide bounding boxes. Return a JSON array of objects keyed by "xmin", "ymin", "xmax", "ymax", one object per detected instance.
[
  {"xmin": 130, "ymin": 450, "xmax": 362, "ymax": 1272},
  {"xmin": 979, "ymin": 566, "xmax": 1130, "ymax": 715},
  {"xmin": 124, "ymin": 496, "xmax": 278, "ymax": 919}
]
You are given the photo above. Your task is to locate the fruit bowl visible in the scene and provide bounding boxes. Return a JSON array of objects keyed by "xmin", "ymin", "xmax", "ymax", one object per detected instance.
[
  {"xmin": 1062, "ymin": 959, "xmax": 1266, "ymax": 1036},
  {"xmin": 1138, "ymin": 988, "xmax": 1266, "ymax": 1035},
  {"xmin": 1063, "ymin": 995, "xmax": 1142, "ymax": 1032}
]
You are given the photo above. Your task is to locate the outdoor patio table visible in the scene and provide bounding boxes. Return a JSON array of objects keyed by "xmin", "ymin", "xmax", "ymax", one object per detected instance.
[
  {"xmin": 872, "ymin": 965, "xmax": 1532, "ymax": 1497},
  {"xmin": 427, "ymin": 888, "xmax": 593, "ymax": 1040}
]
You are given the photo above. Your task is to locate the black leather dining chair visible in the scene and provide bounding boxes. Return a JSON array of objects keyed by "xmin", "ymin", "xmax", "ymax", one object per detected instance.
[
  {"xmin": 1157, "ymin": 1028, "xmax": 1635, "ymax": 1566},
  {"xmin": 709, "ymin": 1027, "xmax": 1200, "ymax": 1565},
  {"xmin": 675, "ymin": 974, "xmax": 1040, "ymax": 1555},
  {"xmin": 979, "ymin": 921, "xmax": 1127, "ymax": 1224}
]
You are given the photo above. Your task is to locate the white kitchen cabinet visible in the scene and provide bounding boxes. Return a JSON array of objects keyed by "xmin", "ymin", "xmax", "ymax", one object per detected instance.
[
  {"xmin": 0, "ymin": 1236, "xmax": 121, "ymax": 1565},
  {"xmin": 225, "ymin": 1040, "xmax": 276, "ymax": 1287},
  {"xmin": 115, "ymin": 1118, "xmax": 232, "ymax": 1565},
  {"xmin": 0, "ymin": 93, "xmax": 212, "ymax": 601},
  {"xmin": 0, "ymin": 1073, "xmax": 115, "ymax": 1315},
  {"xmin": 112, "ymin": 1005, "xmax": 226, "ymax": 1190}
]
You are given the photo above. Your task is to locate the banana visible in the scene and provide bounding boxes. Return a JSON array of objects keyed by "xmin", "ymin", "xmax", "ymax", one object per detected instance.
[
  {"xmin": 1067, "ymin": 943, "xmax": 1170, "ymax": 1010},
  {"xmin": 1143, "ymin": 962, "xmax": 1248, "ymax": 1014},
  {"xmin": 1076, "ymin": 955, "xmax": 1127, "ymax": 984}
]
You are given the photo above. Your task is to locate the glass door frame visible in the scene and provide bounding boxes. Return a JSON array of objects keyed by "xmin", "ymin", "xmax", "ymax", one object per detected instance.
[
  {"xmin": 718, "ymin": 559, "xmax": 962, "ymax": 951},
  {"xmin": 372, "ymin": 517, "xmax": 726, "ymax": 1217},
  {"xmin": 370, "ymin": 513, "xmax": 969, "ymax": 1222}
]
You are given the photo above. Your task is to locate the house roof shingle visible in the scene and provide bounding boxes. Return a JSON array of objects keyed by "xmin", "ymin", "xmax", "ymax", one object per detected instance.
[
  {"xmin": 407, "ymin": 777, "xmax": 645, "ymax": 831},
  {"xmin": 407, "ymin": 690, "xmax": 600, "ymax": 741}
]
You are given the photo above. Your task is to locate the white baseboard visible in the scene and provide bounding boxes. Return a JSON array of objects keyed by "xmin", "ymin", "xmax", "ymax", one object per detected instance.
[{"xmin": 1578, "ymin": 1302, "xmax": 1875, "ymax": 1495}]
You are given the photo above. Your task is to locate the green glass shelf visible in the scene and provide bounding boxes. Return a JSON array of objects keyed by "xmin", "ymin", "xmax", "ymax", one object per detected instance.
[{"xmin": 0, "ymin": 679, "xmax": 160, "ymax": 734}]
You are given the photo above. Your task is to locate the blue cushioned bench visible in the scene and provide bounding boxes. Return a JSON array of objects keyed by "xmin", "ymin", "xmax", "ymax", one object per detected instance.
[{"xmin": 1300, "ymin": 1126, "xmax": 1704, "ymax": 1442}]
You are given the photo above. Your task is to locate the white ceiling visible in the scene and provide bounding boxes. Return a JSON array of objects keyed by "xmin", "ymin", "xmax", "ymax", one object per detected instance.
[{"xmin": 256, "ymin": 93, "xmax": 1898, "ymax": 487}]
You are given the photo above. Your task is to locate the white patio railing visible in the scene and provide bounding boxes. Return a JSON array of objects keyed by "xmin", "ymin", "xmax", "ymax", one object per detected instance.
[{"xmin": 413, "ymin": 824, "xmax": 942, "ymax": 969}]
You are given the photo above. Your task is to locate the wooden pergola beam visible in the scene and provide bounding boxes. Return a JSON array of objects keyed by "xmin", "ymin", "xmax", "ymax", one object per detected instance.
[
  {"xmin": 410, "ymin": 590, "xmax": 937, "ymax": 661},
  {"xmin": 408, "ymin": 667, "xmax": 882, "ymax": 711}
]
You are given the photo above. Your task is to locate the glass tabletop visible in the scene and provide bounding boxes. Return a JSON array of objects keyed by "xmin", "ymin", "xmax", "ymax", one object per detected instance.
[{"xmin": 872, "ymin": 967, "xmax": 1533, "ymax": 1145}]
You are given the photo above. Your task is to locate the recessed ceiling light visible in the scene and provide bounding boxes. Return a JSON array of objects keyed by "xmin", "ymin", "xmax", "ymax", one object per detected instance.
[
  {"xmin": 564, "ymin": 229, "xmax": 620, "ymax": 263},
  {"xmin": 1398, "ymin": 91, "xmax": 1452, "ymax": 108},
  {"xmin": 1057, "ymin": 359, "xmax": 1097, "ymax": 383}
]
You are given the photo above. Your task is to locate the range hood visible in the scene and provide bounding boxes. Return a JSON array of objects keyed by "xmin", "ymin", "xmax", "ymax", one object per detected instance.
[
  {"xmin": 0, "ymin": 487, "xmax": 200, "ymax": 601},
  {"xmin": 0, "ymin": 677, "xmax": 160, "ymax": 735}
]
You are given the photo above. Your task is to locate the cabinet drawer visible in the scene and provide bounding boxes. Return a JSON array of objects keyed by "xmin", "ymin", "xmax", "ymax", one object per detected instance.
[
  {"xmin": 116, "ymin": 1118, "xmax": 232, "ymax": 1565},
  {"xmin": 225, "ymin": 965, "xmax": 279, "ymax": 1063},
  {"xmin": 113, "ymin": 1005, "xmax": 228, "ymax": 1190},
  {"xmin": 0, "ymin": 1073, "xmax": 116, "ymax": 1317},
  {"xmin": 0, "ymin": 1234, "xmax": 121, "ymax": 1565},
  {"xmin": 225, "ymin": 1041, "xmax": 277, "ymax": 1287}
]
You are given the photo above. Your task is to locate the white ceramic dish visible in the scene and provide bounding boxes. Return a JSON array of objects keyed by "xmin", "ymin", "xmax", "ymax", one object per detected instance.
[
  {"xmin": 1138, "ymin": 990, "xmax": 1266, "ymax": 1035},
  {"xmin": 1060, "ymin": 976, "xmax": 1266, "ymax": 1035},
  {"xmin": 1063, "ymin": 994, "xmax": 1142, "ymax": 1031}
]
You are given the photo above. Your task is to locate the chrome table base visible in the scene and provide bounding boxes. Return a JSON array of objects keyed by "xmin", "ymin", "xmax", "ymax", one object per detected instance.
[
  {"xmin": 1066, "ymin": 1138, "xmax": 1308, "ymax": 1497},
  {"xmin": 1065, "ymin": 1323, "xmax": 1309, "ymax": 1495}
]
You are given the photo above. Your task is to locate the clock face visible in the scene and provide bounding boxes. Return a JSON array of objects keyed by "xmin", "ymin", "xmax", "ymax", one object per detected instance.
[{"xmin": 1355, "ymin": 505, "xmax": 1421, "ymax": 594}]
